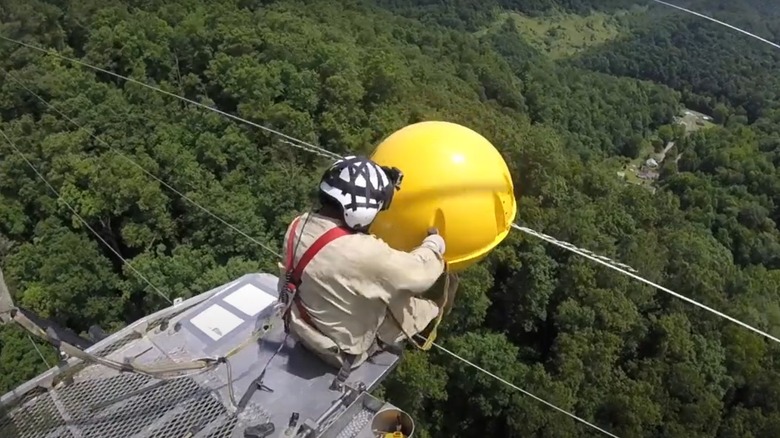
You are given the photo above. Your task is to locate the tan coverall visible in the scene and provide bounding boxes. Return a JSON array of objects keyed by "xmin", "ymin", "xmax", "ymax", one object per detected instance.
[{"xmin": 278, "ymin": 212, "xmax": 444, "ymax": 369}]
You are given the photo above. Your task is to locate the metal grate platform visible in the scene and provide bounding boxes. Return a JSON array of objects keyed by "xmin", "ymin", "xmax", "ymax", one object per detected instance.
[
  {"xmin": 334, "ymin": 407, "xmax": 375, "ymax": 438},
  {"xmin": 0, "ymin": 390, "xmax": 71, "ymax": 438},
  {"xmin": 0, "ymin": 373, "xmax": 234, "ymax": 438}
]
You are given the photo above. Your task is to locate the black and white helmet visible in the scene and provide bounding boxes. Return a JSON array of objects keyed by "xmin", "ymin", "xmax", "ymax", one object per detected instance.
[{"xmin": 319, "ymin": 156, "xmax": 401, "ymax": 231}]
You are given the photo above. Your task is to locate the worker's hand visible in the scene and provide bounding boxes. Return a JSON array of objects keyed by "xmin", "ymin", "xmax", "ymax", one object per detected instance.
[{"xmin": 422, "ymin": 231, "xmax": 445, "ymax": 256}]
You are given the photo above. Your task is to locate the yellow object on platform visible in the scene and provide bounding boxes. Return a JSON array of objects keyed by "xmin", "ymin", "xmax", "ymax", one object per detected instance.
[{"xmin": 369, "ymin": 121, "xmax": 517, "ymax": 272}]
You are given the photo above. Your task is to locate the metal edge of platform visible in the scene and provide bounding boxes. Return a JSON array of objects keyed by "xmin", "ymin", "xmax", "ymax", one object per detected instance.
[{"xmin": 0, "ymin": 273, "xmax": 266, "ymax": 407}]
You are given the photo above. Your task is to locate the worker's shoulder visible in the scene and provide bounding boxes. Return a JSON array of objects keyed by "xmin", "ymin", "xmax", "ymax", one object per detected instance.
[
  {"xmin": 325, "ymin": 232, "xmax": 399, "ymax": 259},
  {"xmin": 313, "ymin": 233, "xmax": 385, "ymax": 273},
  {"xmin": 335, "ymin": 231, "xmax": 390, "ymax": 251}
]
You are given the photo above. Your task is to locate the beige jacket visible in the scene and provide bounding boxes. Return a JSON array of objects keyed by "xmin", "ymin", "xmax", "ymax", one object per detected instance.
[{"xmin": 278, "ymin": 212, "xmax": 444, "ymax": 368}]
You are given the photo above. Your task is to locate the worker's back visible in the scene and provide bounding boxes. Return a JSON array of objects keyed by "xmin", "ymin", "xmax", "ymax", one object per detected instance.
[{"xmin": 280, "ymin": 212, "xmax": 444, "ymax": 368}]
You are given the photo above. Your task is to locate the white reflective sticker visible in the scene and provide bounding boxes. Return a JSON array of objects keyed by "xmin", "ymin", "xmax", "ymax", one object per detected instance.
[
  {"xmin": 190, "ymin": 304, "xmax": 243, "ymax": 341},
  {"xmin": 223, "ymin": 283, "xmax": 276, "ymax": 317}
]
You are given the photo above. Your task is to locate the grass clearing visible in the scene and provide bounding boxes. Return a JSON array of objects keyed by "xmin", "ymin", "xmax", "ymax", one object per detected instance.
[
  {"xmin": 678, "ymin": 109, "xmax": 716, "ymax": 132},
  {"xmin": 488, "ymin": 11, "xmax": 623, "ymax": 58}
]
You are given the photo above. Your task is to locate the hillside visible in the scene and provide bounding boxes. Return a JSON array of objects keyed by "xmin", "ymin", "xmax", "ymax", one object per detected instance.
[{"xmin": 1, "ymin": 0, "xmax": 780, "ymax": 437}]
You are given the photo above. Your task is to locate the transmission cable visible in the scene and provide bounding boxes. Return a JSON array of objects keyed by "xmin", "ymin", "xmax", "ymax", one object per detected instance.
[
  {"xmin": 0, "ymin": 128, "xmax": 225, "ymax": 375},
  {"xmin": 0, "ymin": 68, "xmax": 282, "ymax": 258},
  {"xmin": 26, "ymin": 333, "xmax": 52, "ymax": 369},
  {"xmin": 651, "ymin": 0, "xmax": 780, "ymax": 50},
  {"xmin": 415, "ymin": 335, "xmax": 621, "ymax": 438},
  {"xmin": 512, "ymin": 225, "xmax": 780, "ymax": 344},
  {"xmin": 0, "ymin": 127, "xmax": 173, "ymax": 305},
  {"xmin": 0, "ymin": 35, "xmax": 340, "ymax": 161}
]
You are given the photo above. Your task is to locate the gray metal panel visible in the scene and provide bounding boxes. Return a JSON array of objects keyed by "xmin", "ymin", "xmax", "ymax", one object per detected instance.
[{"xmin": 0, "ymin": 273, "xmax": 401, "ymax": 438}]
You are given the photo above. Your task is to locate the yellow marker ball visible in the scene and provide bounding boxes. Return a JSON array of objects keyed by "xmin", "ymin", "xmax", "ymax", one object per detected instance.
[{"xmin": 370, "ymin": 121, "xmax": 517, "ymax": 272}]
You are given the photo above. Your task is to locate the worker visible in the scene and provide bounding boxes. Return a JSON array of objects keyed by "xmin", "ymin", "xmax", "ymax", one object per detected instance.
[{"xmin": 278, "ymin": 155, "xmax": 449, "ymax": 371}]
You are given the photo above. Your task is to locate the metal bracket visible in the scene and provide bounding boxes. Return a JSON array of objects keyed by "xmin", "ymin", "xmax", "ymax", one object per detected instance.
[
  {"xmin": 344, "ymin": 382, "xmax": 366, "ymax": 405},
  {"xmin": 298, "ymin": 381, "xmax": 368, "ymax": 438}
]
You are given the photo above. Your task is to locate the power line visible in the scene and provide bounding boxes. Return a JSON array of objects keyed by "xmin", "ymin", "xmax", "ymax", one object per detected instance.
[
  {"xmin": 0, "ymin": 68, "xmax": 281, "ymax": 259},
  {"xmin": 514, "ymin": 224, "xmax": 780, "ymax": 345},
  {"xmin": 0, "ymin": 128, "xmax": 173, "ymax": 305},
  {"xmin": 651, "ymin": 0, "xmax": 780, "ymax": 50},
  {"xmin": 26, "ymin": 333, "xmax": 51, "ymax": 369},
  {"xmin": 422, "ymin": 337, "xmax": 621, "ymax": 438},
  {"xmin": 0, "ymin": 35, "xmax": 341, "ymax": 161}
]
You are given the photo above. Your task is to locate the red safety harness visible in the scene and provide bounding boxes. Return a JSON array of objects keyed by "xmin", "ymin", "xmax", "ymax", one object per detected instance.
[{"xmin": 282, "ymin": 216, "xmax": 352, "ymax": 333}]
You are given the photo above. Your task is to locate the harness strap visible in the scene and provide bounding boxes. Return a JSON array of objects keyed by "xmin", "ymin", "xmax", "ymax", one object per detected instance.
[
  {"xmin": 283, "ymin": 216, "xmax": 302, "ymax": 273},
  {"xmin": 283, "ymin": 216, "xmax": 352, "ymax": 331},
  {"xmin": 290, "ymin": 225, "xmax": 352, "ymax": 285},
  {"xmin": 330, "ymin": 353, "xmax": 357, "ymax": 391}
]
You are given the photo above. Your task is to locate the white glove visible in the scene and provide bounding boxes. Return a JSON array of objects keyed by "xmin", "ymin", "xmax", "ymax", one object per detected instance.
[{"xmin": 421, "ymin": 228, "xmax": 446, "ymax": 256}]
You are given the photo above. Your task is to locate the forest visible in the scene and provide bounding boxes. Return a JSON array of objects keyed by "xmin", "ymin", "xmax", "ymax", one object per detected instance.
[{"xmin": 1, "ymin": 0, "xmax": 780, "ymax": 437}]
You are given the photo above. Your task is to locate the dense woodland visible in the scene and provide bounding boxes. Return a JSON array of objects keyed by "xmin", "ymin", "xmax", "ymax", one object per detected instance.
[{"xmin": 1, "ymin": 0, "xmax": 780, "ymax": 437}]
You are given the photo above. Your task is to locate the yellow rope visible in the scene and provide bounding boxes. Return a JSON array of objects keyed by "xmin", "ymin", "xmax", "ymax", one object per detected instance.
[{"xmin": 390, "ymin": 263, "xmax": 450, "ymax": 352}]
